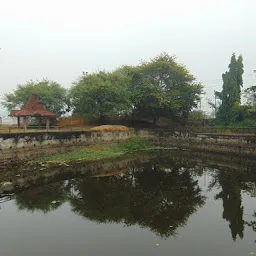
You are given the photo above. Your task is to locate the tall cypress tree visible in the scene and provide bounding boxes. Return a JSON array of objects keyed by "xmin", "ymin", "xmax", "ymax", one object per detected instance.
[{"xmin": 216, "ymin": 53, "xmax": 244, "ymax": 123}]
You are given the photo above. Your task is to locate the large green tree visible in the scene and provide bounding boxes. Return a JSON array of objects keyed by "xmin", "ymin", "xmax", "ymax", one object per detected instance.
[
  {"xmin": 216, "ymin": 53, "xmax": 244, "ymax": 122},
  {"xmin": 120, "ymin": 53, "xmax": 203, "ymax": 123},
  {"xmin": 70, "ymin": 70, "xmax": 131, "ymax": 121},
  {"xmin": 1, "ymin": 79, "xmax": 70, "ymax": 116}
]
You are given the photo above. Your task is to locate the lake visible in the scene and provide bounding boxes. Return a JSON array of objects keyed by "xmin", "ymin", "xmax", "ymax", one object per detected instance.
[{"xmin": 0, "ymin": 152, "xmax": 256, "ymax": 256}]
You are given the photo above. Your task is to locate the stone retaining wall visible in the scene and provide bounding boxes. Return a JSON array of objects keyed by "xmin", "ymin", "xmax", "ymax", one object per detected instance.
[
  {"xmin": 1, "ymin": 129, "xmax": 256, "ymax": 163},
  {"xmin": 137, "ymin": 129, "xmax": 256, "ymax": 157},
  {"xmin": 0, "ymin": 131, "xmax": 130, "ymax": 161}
]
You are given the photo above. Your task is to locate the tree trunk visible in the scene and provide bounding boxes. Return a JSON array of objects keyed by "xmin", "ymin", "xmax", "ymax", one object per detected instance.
[
  {"xmin": 99, "ymin": 115, "xmax": 105, "ymax": 125},
  {"xmin": 153, "ymin": 117, "xmax": 157, "ymax": 125}
]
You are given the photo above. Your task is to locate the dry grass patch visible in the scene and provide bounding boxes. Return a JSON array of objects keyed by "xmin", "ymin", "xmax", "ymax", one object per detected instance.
[
  {"xmin": 56, "ymin": 117, "xmax": 86, "ymax": 128},
  {"xmin": 90, "ymin": 125, "xmax": 130, "ymax": 133}
]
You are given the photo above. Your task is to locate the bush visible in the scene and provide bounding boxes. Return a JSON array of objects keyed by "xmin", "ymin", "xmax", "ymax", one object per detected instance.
[
  {"xmin": 116, "ymin": 138, "xmax": 151, "ymax": 153},
  {"xmin": 231, "ymin": 105, "xmax": 250, "ymax": 123},
  {"xmin": 188, "ymin": 110, "xmax": 207, "ymax": 121},
  {"xmin": 56, "ymin": 117, "xmax": 85, "ymax": 127}
]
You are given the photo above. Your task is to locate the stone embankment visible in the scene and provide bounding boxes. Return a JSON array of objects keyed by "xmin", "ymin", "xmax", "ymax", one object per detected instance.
[
  {"xmin": 137, "ymin": 129, "xmax": 256, "ymax": 157},
  {"xmin": 1, "ymin": 129, "xmax": 256, "ymax": 165},
  {"xmin": 0, "ymin": 130, "xmax": 130, "ymax": 163}
]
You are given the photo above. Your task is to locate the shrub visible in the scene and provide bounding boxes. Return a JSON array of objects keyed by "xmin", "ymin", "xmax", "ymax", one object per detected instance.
[{"xmin": 116, "ymin": 137, "xmax": 151, "ymax": 153}]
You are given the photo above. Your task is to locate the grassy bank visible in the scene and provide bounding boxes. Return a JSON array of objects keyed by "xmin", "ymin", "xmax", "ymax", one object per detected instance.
[{"xmin": 38, "ymin": 138, "xmax": 158, "ymax": 163}]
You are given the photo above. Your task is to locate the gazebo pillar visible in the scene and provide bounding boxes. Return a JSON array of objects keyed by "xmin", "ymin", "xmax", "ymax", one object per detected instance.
[
  {"xmin": 46, "ymin": 117, "xmax": 50, "ymax": 130},
  {"xmin": 38, "ymin": 115, "xmax": 42, "ymax": 128},
  {"xmin": 23, "ymin": 116, "xmax": 27, "ymax": 130},
  {"xmin": 17, "ymin": 117, "xmax": 20, "ymax": 128}
]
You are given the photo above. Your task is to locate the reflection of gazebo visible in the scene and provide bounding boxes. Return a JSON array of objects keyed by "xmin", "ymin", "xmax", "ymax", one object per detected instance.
[{"xmin": 9, "ymin": 94, "xmax": 57, "ymax": 130}]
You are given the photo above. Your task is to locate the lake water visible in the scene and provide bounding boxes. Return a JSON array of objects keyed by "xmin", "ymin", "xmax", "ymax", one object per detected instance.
[{"xmin": 1, "ymin": 153, "xmax": 256, "ymax": 256}]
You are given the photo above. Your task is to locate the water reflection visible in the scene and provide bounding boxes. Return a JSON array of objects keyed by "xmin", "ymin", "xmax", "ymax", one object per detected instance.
[
  {"xmin": 15, "ymin": 181, "xmax": 70, "ymax": 213},
  {"xmin": 209, "ymin": 169, "xmax": 256, "ymax": 241},
  {"xmin": 11, "ymin": 155, "xmax": 256, "ymax": 241},
  {"xmin": 13, "ymin": 161, "xmax": 205, "ymax": 238},
  {"xmin": 70, "ymin": 163, "xmax": 205, "ymax": 238},
  {"xmin": 213, "ymin": 171, "xmax": 244, "ymax": 241}
]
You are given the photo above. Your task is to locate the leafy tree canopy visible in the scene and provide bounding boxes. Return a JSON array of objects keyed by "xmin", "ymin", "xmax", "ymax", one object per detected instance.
[
  {"xmin": 216, "ymin": 53, "xmax": 244, "ymax": 123},
  {"xmin": 244, "ymin": 85, "xmax": 256, "ymax": 109},
  {"xmin": 1, "ymin": 79, "xmax": 70, "ymax": 116},
  {"xmin": 70, "ymin": 70, "xmax": 131, "ymax": 120},
  {"xmin": 119, "ymin": 53, "xmax": 203, "ymax": 123}
]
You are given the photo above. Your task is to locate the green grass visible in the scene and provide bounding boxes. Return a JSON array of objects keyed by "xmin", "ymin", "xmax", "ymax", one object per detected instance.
[
  {"xmin": 38, "ymin": 138, "xmax": 155, "ymax": 163},
  {"xmin": 40, "ymin": 149, "xmax": 123, "ymax": 162},
  {"xmin": 115, "ymin": 137, "xmax": 151, "ymax": 153}
]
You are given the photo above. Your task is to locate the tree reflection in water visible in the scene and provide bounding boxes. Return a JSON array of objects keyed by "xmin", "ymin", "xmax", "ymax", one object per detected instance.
[
  {"xmin": 214, "ymin": 171, "xmax": 244, "ymax": 241},
  {"xmin": 210, "ymin": 169, "xmax": 256, "ymax": 241},
  {"xmin": 14, "ymin": 161, "xmax": 205, "ymax": 238},
  {"xmin": 69, "ymin": 163, "xmax": 205, "ymax": 238},
  {"xmin": 11, "ymin": 154, "xmax": 256, "ymax": 241},
  {"xmin": 15, "ymin": 181, "xmax": 70, "ymax": 213}
]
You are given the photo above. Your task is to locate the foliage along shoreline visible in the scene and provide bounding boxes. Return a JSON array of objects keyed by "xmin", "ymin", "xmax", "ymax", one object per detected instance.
[
  {"xmin": 2, "ymin": 53, "xmax": 203, "ymax": 126},
  {"xmin": 3, "ymin": 52, "xmax": 256, "ymax": 128}
]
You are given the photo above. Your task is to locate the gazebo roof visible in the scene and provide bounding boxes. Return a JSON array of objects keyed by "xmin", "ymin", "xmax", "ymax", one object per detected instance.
[
  {"xmin": 9, "ymin": 94, "xmax": 57, "ymax": 117},
  {"xmin": 9, "ymin": 110, "xmax": 20, "ymax": 116}
]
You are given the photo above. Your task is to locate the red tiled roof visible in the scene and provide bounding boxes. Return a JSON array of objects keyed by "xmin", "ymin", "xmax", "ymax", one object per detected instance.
[
  {"xmin": 9, "ymin": 94, "xmax": 57, "ymax": 117},
  {"xmin": 9, "ymin": 110, "xmax": 19, "ymax": 116}
]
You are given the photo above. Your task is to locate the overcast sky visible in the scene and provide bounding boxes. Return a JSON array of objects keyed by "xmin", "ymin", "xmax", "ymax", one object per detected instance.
[{"xmin": 0, "ymin": 0, "xmax": 256, "ymax": 116}]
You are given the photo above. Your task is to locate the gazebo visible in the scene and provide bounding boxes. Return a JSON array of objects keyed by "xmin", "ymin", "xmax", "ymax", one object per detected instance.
[{"xmin": 9, "ymin": 94, "xmax": 57, "ymax": 130}]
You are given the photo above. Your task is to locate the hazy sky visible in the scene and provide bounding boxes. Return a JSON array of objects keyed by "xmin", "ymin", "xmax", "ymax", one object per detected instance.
[{"xmin": 1, "ymin": 0, "xmax": 256, "ymax": 115}]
